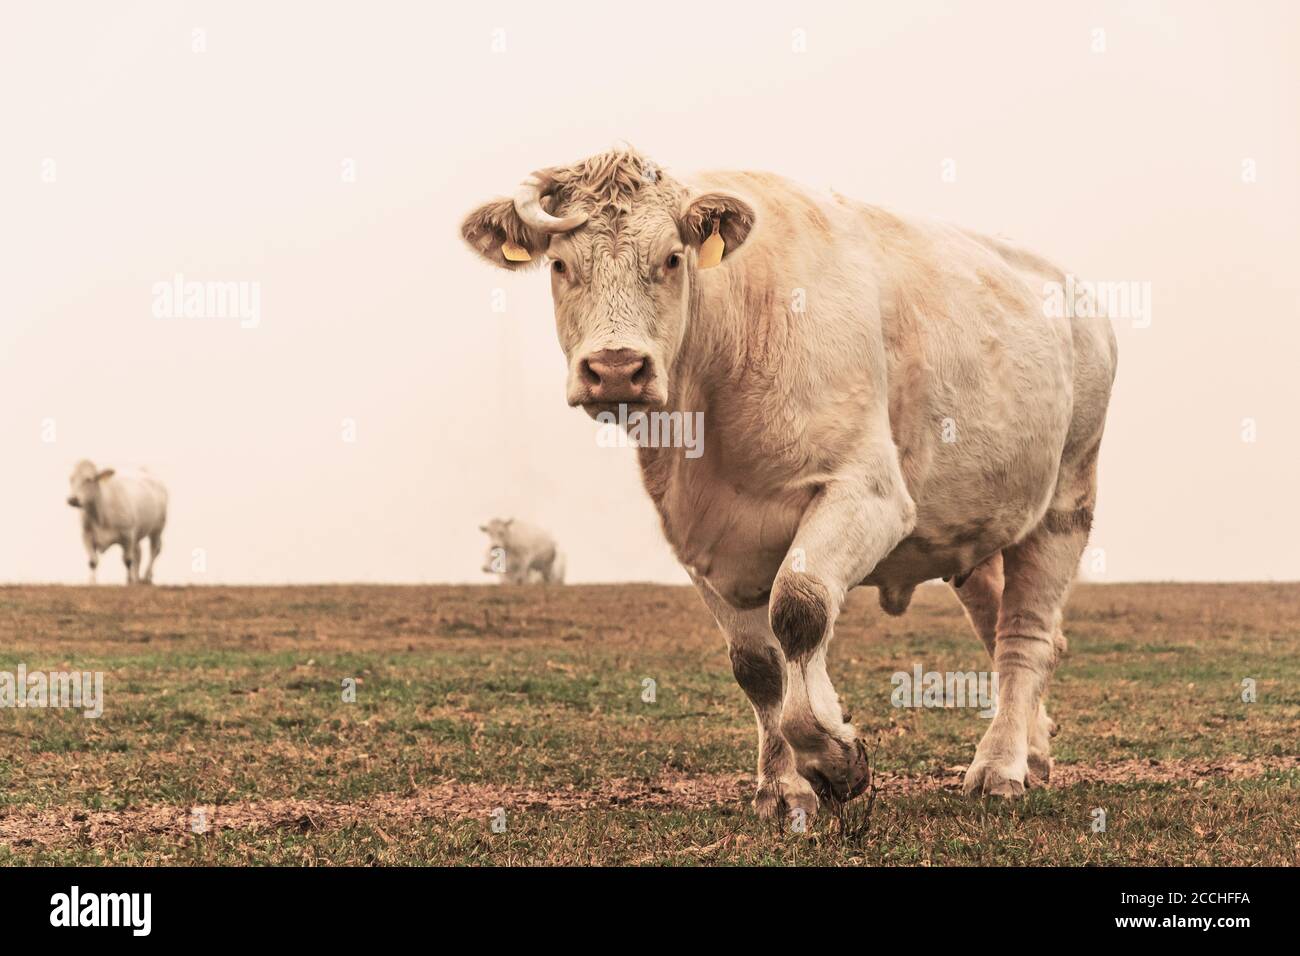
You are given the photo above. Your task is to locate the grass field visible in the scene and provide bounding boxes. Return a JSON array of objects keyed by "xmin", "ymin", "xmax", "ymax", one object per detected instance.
[{"xmin": 0, "ymin": 582, "xmax": 1295, "ymax": 865}]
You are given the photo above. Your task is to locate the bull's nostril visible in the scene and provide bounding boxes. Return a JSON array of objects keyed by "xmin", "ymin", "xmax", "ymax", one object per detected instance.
[
  {"xmin": 579, "ymin": 359, "xmax": 601, "ymax": 387},
  {"xmin": 630, "ymin": 358, "xmax": 650, "ymax": 387}
]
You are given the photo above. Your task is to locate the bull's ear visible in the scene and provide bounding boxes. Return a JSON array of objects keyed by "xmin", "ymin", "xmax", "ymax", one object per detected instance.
[
  {"xmin": 478, "ymin": 524, "xmax": 489, "ymax": 533},
  {"xmin": 460, "ymin": 198, "xmax": 548, "ymax": 271},
  {"xmin": 95, "ymin": 468, "xmax": 115, "ymax": 482},
  {"xmin": 680, "ymin": 192, "xmax": 756, "ymax": 266}
]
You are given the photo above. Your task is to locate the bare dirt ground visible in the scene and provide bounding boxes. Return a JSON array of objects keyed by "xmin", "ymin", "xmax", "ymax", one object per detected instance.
[
  {"xmin": 3, "ymin": 755, "xmax": 1294, "ymax": 848},
  {"xmin": 0, "ymin": 582, "xmax": 1296, "ymax": 864}
]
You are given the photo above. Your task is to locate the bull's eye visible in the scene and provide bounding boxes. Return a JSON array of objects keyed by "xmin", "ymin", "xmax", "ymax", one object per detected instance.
[
  {"xmin": 551, "ymin": 259, "xmax": 566, "ymax": 275},
  {"xmin": 665, "ymin": 252, "xmax": 682, "ymax": 270}
]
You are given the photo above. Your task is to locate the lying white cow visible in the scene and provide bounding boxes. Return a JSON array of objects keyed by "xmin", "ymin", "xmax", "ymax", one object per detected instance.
[
  {"xmin": 480, "ymin": 518, "xmax": 565, "ymax": 584},
  {"xmin": 66, "ymin": 460, "xmax": 168, "ymax": 585},
  {"xmin": 462, "ymin": 146, "xmax": 1118, "ymax": 817}
]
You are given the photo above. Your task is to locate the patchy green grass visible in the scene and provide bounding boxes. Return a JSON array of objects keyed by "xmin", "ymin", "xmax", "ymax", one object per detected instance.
[{"xmin": 0, "ymin": 583, "xmax": 1296, "ymax": 864}]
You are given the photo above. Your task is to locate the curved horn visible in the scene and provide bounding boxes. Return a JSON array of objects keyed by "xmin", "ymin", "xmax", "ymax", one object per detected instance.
[{"xmin": 514, "ymin": 170, "xmax": 588, "ymax": 233}]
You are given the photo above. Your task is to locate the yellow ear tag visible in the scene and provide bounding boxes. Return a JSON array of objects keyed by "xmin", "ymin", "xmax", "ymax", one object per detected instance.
[
  {"xmin": 698, "ymin": 223, "xmax": 725, "ymax": 269},
  {"xmin": 501, "ymin": 240, "xmax": 531, "ymax": 262}
]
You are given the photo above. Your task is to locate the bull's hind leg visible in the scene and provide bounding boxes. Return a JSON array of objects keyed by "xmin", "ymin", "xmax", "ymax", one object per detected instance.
[
  {"xmin": 142, "ymin": 532, "xmax": 162, "ymax": 584},
  {"xmin": 950, "ymin": 551, "xmax": 1057, "ymax": 784},
  {"xmin": 694, "ymin": 581, "xmax": 817, "ymax": 820},
  {"xmin": 769, "ymin": 468, "xmax": 916, "ymax": 809},
  {"xmin": 951, "ymin": 552, "xmax": 1003, "ymax": 659},
  {"xmin": 963, "ymin": 441, "xmax": 1100, "ymax": 797}
]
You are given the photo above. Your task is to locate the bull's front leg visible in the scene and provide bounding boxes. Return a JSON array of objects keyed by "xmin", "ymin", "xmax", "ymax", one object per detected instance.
[
  {"xmin": 769, "ymin": 465, "xmax": 916, "ymax": 808},
  {"xmin": 693, "ymin": 578, "xmax": 818, "ymax": 821},
  {"xmin": 122, "ymin": 538, "xmax": 142, "ymax": 585},
  {"xmin": 82, "ymin": 530, "xmax": 98, "ymax": 585}
]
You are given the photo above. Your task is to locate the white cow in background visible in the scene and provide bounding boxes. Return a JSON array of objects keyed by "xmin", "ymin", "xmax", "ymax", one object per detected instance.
[
  {"xmin": 480, "ymin": 518, "xmax": 565, "ymax": 584},
  {"xmin": 66, "ymin": 460, "xmax": 168, "ymax": 585}
]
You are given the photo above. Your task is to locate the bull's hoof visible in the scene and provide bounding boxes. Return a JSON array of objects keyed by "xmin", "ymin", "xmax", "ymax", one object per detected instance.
[
  {"xmin": 1026, "ymin": 702, "xmax": 1056, "ymax": 785},
  {"xmin": 962, "ymin": 756, "xmax": 1028, "ymax": 798},
  {"xmin": 847, "ymin": 737, "xmax": 873, "ymax": 798},
  {"xmin": 1027, "ymin": 750, "xmax": 1053, "ymax": 785},
  {"xmin": 753, "ymin": 772, "xmax": 819, "ymax": 822},
  {"xmin": 795, "ymin": 734, "xmax": 872, "ymax": 804}
]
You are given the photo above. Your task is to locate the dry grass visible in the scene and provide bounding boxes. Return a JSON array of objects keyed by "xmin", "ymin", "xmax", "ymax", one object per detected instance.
[{"xmin": 0, "ymin": 582, "xmax": 1296, "ymax": 864}]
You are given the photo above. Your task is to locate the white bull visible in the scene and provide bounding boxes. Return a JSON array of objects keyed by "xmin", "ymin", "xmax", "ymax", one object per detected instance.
[
  {"xmin": 480, "ymin": 518, "xmax": 565, "ymax": 584},
  {"xmin": 66, "ymin": 460, "xmax": 168, "ymax": 585},
  {"xmin": 462, "ymin": 146, "xmax": 1118, "ymax": 818}
]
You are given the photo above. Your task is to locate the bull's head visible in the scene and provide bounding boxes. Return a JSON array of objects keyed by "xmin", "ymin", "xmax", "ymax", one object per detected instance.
[
  {"xmin": 461, "ymin": 148, "xmax": 755, "ymax": 416},
  {"xmin": 479, "ymin": 517, "xmax": 513, "ymax": 574},
  {"xmin": 67, "ymin": 459, "xmax": 113, "ymax": 509}
]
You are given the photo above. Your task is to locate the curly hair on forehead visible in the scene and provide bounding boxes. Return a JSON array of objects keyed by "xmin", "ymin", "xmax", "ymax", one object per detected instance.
[{"xmin": 547, "ymin": 146, "xmax": 685, "ymax": 218}]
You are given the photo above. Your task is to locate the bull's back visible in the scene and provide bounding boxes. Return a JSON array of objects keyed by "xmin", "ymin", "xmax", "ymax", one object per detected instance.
[
  {"xmin": 104, "ymin": 474, "xmax": 168, "ymax": 535},
  {"xmin": 503, "ymin": 521, "xmax": 557, "ymax": 564}
]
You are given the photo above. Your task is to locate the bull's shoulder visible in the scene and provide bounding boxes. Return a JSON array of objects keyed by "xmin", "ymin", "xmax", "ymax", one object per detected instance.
[{"xmin": 685, "ymin": 169, "xmax": 806, "ymax": 198}]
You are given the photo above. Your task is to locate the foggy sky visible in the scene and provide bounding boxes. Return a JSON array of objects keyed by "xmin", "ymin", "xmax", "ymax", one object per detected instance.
[{"xmin": 2, "ymin": 0, "xmax": 1297, "ymax": 584}]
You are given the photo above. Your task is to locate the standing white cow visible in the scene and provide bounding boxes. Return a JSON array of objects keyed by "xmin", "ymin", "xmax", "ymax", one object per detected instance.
[
  {"xmin": 480, "ymin": 518, "xmax": 565, "ymax": 584},
  {"xmin": 66, "ymin": 460, "xmax": 168, "ymax": 585},
  {"xmin": 462, "ymin": 146, "xmax": 1118, "ymax": 818}
]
